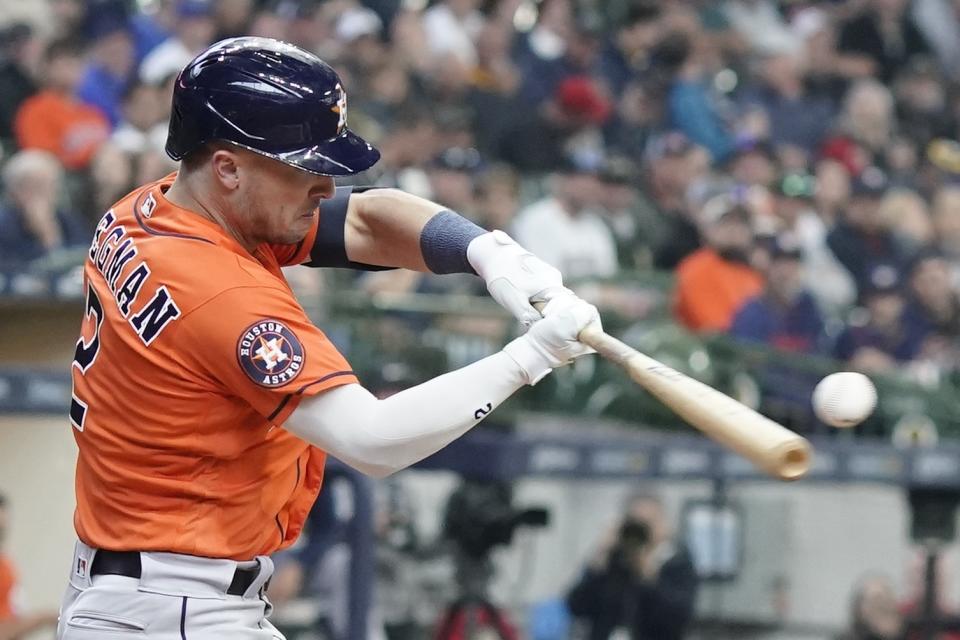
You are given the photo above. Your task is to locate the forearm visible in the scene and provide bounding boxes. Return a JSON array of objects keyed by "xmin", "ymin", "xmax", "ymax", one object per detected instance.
[
  {"xmin": 344, "ymin": 188, "xmax": 482, "ymax": 272},
  {"xmin": 285, "ymin": 350, "xmax": 527, "ymax": 478}
]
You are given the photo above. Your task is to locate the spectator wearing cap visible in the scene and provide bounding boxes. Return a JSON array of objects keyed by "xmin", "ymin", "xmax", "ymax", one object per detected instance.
[
  {"xmin": 833, "ymin": 263, "xmax": 927, "ymax": 373},
  {"xmin": 13, "ymin": 38, "xmax": 110, "ymax": 171},
  {"xmin": 837, "ymin": 0, "xmax": 931, "ymax": 83},
  {"xmin": 638, "ymin": 132, "xmax": 709, "ymax": 269},
  {"xmin": 902, "ymin": 250, "xmax": 960, "ymax": 367},
  {"xmin": 827, "ymin": 167, "xmax": 908, "ymax": 297},
  {"xmin": 0, "ymin": 23, "xmax": 40, "ymax": 142},
  {"xmin": 597, "ymin": 155, "xmax": 648, "ymax": 269},
  {"xmin": 727, "ymin": 140, "xmax": 778, "ymax": 189},
  {"xmin": 140, "ymin": 0, "xmax": 216, "ymax": 85},
  {"xmin": 513, "ymin": 158, "xmax": 618, "ymax": 280},
  {"xmin": 773, "ymin": 171, "xmax": 856, "ymax": 312},
  {"xmin": 497, "ymin": 75, "xmax": 611, "ymax": 173},
  {"xmin": 674, "ymin": 200, "xmax": 763, "ymax": 332},
  {"xmin": 76, "ymin": 14, "xmax": 136, "ymax": 127},
  {"xmin": 598, "ymin": 3, "xmax": 663, "ymax": 99},
  {"xmin": 730, "ymin": 235, "xmax": 826, "ymax": 353},
  {"xmin": 0, "ymin": 150, "xmax": 89, "ymax": 270}
]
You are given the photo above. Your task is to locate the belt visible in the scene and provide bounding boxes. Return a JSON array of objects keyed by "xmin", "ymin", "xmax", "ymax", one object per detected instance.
[{"xmin": 90, "ymin": 550, "xmax": 263, "ymax": 596}]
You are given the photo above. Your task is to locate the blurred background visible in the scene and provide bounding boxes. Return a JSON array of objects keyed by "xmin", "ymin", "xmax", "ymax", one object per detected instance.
[{"xmin": 3, "ymin": 0, "xmax": 960, "ymax": 638}]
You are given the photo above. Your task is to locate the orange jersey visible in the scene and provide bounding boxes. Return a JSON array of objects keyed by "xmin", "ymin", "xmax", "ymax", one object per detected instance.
[
  {"xmin": 70, "ymin": 173, "xmax": 357, "ymax": 560},
  {"xmin": 0, "ymin": 553, "xmax": 17, "ymax": 621},
  {"xmin": 674, "ymin": 248, "xmax": 763, "ymax": 333},
  {"xmin": 14, "ymin": 91, "xmax": 110, "ymax": 170}
]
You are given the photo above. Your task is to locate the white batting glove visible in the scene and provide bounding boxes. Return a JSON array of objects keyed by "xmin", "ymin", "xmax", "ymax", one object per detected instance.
[
  {"xmin": 502, "ymin": 297, "xmax": 601, "ymax": 385},
  {"xmin": 467, "ymin": 230, "xmax": 571, "ymax": 327}
]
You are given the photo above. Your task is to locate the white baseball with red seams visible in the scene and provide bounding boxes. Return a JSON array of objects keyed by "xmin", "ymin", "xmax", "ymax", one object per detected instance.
[{"xmin": 812, "ymin": 372, "xmax": 878, "ymax": 428}]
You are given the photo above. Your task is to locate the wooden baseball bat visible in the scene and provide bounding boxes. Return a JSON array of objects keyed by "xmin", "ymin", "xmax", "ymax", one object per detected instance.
[{"xmin": 577, "ymin": 323, "xmax": 813, "ymax": 481}]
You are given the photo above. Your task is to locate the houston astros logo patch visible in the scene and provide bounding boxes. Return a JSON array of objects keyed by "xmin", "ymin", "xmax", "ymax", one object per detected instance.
[{"xmin": 237, "ymin": 319, "xmax": 305, "ymax": 387}]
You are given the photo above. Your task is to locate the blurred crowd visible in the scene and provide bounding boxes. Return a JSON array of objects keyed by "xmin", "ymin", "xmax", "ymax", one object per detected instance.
[{"xmin": 3, "ymin": 0, "xmax": 960, "ymax": 385}]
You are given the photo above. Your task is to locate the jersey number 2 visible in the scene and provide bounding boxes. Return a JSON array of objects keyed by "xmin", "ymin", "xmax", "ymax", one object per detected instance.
[{"xmin": 70, "ymin": 282, "xmax": 104, "ymax": 431}]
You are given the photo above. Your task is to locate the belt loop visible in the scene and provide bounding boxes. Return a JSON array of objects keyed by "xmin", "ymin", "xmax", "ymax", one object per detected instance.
[
  {"xmin": 70, "ymin": 541, "xmax": 97, "ymax": 590},
  {"xmin": 244, "ymin": 556, "xmax": 274, "ymax": 598}
]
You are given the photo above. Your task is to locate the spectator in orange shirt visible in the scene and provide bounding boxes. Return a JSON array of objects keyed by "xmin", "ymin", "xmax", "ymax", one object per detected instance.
[
  {"xmin": 13, "ymin": 38, "xmax": 110, "ymax": 171},
  {"xmin": 0, "ymin": 494, "xmax": 57, "ymax": 640},
  {"xmin": 674, "ymin": 198, "xmax": 763, "ymax": 332}
]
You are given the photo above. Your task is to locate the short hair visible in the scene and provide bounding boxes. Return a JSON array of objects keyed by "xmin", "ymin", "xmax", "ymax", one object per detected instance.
[
  {"xmin": 623, "ymin": 2, "xmax": 661, "ymax": 28},
  {"xmin": 44, "ymin": 37, "xmax": 86, "ymax": 63},
  {"xmin": 2, "ymin": 149, "xmax": 63, "ymax": 190},
  {"xmin": 179, "ymin": 141, "xmax": 227, "ymax": 173}
]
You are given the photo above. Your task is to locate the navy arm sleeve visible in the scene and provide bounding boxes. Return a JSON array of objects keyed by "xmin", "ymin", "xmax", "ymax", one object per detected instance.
[{"xmin": 305, "ymin": 186, "xmax": 394, "ymax": 271}]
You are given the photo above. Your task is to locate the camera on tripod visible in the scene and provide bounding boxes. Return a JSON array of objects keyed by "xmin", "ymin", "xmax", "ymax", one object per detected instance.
[{"xmin": 443, "ymin": 480, "xmax": 550, "ymax": 559}]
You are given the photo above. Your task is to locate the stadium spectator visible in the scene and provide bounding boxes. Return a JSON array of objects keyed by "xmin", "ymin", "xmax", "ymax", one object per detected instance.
[
  {"xmin": 834, "ymin": 263, "xmax": 927, "ymax": 373},
  {"xmin": 13, "ymin": 38, "xmax": 109, "ymax": 171},
  {"xmin": 567, "ymin": 491, "xmax": 698, "ymax": 640},
  {"xmin": 837, "ymin": 0, "xmax": 932, "ymax": 83},
  {"xmin": 730, "ymin": 235, "xmax": 826, "ymax": 354},
  {"xmin": 0, "ymin": 24, "xmax": 39, "ymax": 143},
  {"xmin": 814, "ymin": 158, "xmax": 853, "ymax": 226},
  {"xmin": 674, "ymin": 199, "xmax": 763, "ymax": 333},
  {"xmin": 421, "ymin": 0, "xmax": 483, "ymax": 68},
  {"xmin": 140, "ymin": 0, "xmax": 216, "ymax": 85},
  {"xmin": 497, "ymin": 75, "xmax": 611, "ymax": 173},
  {"xmin": 0, "ymin": 494, "xmax": 58, "ymax": 640},
  {"xmin": 0, "ymin": 150, "xmax": 88, "ymax": 269},
  {"xmin": 931, "ymin": 186, "xmax": 960, "ymax": 285},
  {"xmin": 903, "ymin": 250, "xmax": 960, "ymax": 367},
  {"xmin": 644, "ymin": 132, "xmax": 707, "ymax": 270},
  {"xmin": 513, "ymin": 159, "xmax": 617, "ymax": 280},
  {"xmin": 598, "ymin": 2, "xmax": 663, "ymax": 99},
  {"xmin": 475, "ymin": 164, "xmax": 520, "ymax": 232},
  {"xmin": 109, "ymin": 80, "xmax": 166, "ymax": 156},
  {"xmin": 836, "ymin": 573, "xmax": 904, "ymax": 640},
  {"xmin": 738, "ymin": 46, "xmax": 835, "ymax": 155},
  {"xmin": 76, "ymin": 15, "xmax": 135, "ymax": 127},
  {"xmin": 877, "ymin": 189, "xmax": 934, "ymax": 254},
  {"xmin": 513, "ymin": 0, "xmax": 575, "ymax": 106},
  {"xmin": 771, "ymin": 171, "xmax": 856, "ymax": 312},
  {"xmin": 665, "ymin": 31, "xmax": 735, "ymax": 163},
  {"xmin": 827, "ymin": 167, "xmax": 908, "ymax": 297},
  {"xmin": 426, "ymin": 147, "xmax": 482, "ymax": 217}
]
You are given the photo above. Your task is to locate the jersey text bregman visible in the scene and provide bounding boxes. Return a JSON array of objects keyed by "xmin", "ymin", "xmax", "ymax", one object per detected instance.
[{"xmin": 88, "ymin": 203, "xmax": 182, "ymax": 346}]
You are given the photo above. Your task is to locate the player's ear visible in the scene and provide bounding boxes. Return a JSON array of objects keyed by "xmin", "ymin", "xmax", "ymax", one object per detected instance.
[{"xmin": 211, "ymin": 149, "xmax": 241, "ymax": 191}]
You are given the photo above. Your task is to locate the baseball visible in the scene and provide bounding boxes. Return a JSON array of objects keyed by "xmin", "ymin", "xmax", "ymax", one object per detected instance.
[{"xmin": 812, "ymin": 372, "xmax": 878, "ymax": 428}]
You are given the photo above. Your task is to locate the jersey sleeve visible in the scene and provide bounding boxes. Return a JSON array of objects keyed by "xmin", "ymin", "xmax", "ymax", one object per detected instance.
[{"xmin": 175, "ymin": 285, "xmax": 358, "ymax": 424}]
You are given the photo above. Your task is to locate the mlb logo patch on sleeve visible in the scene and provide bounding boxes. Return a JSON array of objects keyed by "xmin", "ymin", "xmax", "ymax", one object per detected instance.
[{"xmin": 237, "ymin": 320, "xmax": 305, "ymax": 387}]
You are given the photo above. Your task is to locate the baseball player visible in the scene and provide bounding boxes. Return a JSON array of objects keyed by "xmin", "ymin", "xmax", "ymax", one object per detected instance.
[{"xmin": 59, "ymin": 37, "xmax": 599, "ymax": 639}]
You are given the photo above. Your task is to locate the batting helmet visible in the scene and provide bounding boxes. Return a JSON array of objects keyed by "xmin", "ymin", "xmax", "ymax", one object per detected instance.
[{"xmin": 165, "ymin": 37, "xmax": 380, "ymax": 176}]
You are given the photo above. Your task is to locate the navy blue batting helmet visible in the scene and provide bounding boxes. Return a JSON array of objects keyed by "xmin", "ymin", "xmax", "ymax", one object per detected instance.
[{"xmin": 165, "ymin": 37, "xmax": 380, "ymax": 176}]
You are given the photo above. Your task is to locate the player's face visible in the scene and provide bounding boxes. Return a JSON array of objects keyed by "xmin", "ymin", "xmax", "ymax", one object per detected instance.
[{"xmin": 238, "ymin": 152, "xmax": 335, "ymax": 246}]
